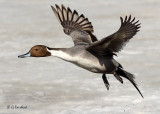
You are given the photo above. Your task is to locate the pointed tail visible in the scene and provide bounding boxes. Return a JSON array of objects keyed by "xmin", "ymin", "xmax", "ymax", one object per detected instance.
[{"xmin": 116, "ymin": 67, "xmax": 144, "ymax": 98}]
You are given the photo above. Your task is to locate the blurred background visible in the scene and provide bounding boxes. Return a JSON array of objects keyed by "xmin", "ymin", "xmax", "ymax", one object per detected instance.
[{"xmin": 0, "ymin": 0, "xmax": 160, "ymax": 113}]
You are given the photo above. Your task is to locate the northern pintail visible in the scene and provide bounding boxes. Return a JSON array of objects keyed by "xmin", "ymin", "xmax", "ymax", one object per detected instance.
[{"xmin": 18, "ymin": 4, "xmax": 143, "ymax": 98}]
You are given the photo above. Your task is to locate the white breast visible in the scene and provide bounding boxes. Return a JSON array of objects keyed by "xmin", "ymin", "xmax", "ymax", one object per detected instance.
[
  {"xmin": 49, "ymin": 49, "xmax": 106, "ymax": 73},
  {"xmin": 49, "ymin": 50, "xmax": 75, "ymax": 62}
]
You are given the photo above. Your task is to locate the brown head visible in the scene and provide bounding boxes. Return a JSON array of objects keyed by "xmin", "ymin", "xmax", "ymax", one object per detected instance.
[{"xmin": 18, "ymin": 45, "xmax": 51, "ymax": 58}]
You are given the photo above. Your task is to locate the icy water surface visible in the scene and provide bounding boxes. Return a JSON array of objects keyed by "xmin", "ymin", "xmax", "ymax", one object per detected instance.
[{"xmin": 0, "ymin": 0, "xmax": 160, "ymax": 113}]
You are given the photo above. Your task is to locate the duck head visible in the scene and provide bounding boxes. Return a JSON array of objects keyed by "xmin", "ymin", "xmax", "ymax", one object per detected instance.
[{"xmin": 18, "ymin": 45, "xmax": 51, "ymax": 58}]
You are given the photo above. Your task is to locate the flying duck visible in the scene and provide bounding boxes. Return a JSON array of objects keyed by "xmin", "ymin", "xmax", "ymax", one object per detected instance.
[{"xmin": 18, "ymin": 4, "xmax": 143, "ymax": 98}]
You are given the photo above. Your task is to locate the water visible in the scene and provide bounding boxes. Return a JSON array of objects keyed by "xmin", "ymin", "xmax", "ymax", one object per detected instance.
[{"xmin": 0, "ymin": 0, "xmax": 160, "ymax": 113}]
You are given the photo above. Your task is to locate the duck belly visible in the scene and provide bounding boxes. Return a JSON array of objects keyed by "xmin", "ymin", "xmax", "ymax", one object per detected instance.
[{"xmin": 72, "ymin": 55, "xmax": 107, "ymax": 73}]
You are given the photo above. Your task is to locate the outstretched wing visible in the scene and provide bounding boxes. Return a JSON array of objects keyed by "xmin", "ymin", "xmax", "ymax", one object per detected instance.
[
  {"xmin": 86, "ymin": 15, "xmax": 140, "ymax": 55},
  {"xmin": 51, "ymin": 4, "xmax": 98, "ymax": 45}
]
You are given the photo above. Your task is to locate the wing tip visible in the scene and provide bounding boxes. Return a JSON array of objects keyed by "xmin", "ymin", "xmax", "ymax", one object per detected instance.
[
  {"xmin": 55, "ymin": 4, "xmax": 59, "ymax": 9},
  {"xmin": 61, "ymin": 4, "xmax": 65, "ymax": 8},
  {"xmin": 55, "ymin": 4, "xmax": 94, "ymax": 33},
  {"xmin": 51, "ymin": 5, "xmax": 55, "ymax": 11},
  {"xmin": 120, "ymin": 17, "xmax": 123, "ymax": 24},
  {"xmin": 120, "ymin": 15, "xmax": 141, "ymax": 29}
]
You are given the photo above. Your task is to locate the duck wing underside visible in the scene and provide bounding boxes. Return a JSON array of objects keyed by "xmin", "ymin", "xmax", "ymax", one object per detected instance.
[
  {"xmin": 86, "ymin": 15, "xmax": 141, "ymax": 55},
  {"xmin": 51, "ymin": 4, "xmax": 98, "ymax": 45}
]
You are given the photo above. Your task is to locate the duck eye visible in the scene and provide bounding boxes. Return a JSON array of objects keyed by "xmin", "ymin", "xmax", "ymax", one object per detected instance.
[{"xmin": 35, "ymin": 49, "xmax": 38, "ymax": 51}]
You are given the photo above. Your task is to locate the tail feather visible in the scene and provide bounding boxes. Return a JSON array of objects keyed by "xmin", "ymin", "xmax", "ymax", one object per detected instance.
[{"xmin": 116, "ymin": 68, "xmax": 144, "ymax": 98}]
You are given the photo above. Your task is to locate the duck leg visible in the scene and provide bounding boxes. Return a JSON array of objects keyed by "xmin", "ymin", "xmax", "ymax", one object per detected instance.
[
  {"xmin": 114, "ymin": 72, "xmax": 123, "ymax": 84},
  {"xmin": 102, "ymin": 74, "xmax": 110, "ymax": 90}
]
